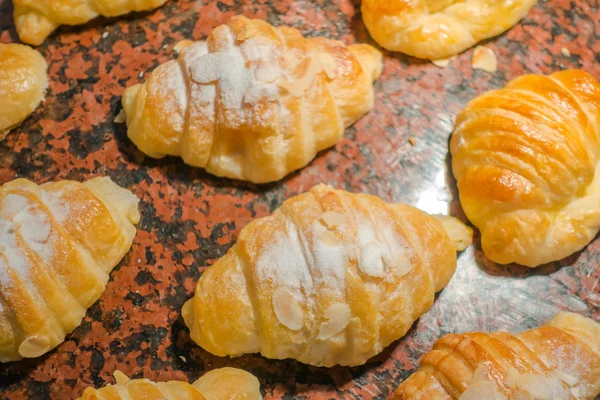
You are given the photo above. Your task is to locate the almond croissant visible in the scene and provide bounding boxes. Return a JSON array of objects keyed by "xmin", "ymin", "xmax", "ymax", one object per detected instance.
[
  {"xmin": 78, "ymin": 367, "xmax": 261, "ymax": 400},
  {"xmin": 182, "ymin": 184, "xmax": 472, "ymax": 367},
  {"xmin": 120, "ymin": 16, "xmax": 383, "ymax": 183},
  {"xmin": 0, "ymin": 177, "xmax": 139, "ymax": 362},
  {"xmin": 451, "ymin": 70, "xmax": 600, "ymax": 267},
  {"xmin": 361, "ymin": 0, "xmax": 536, "ymax": 60},
  {"xmin": 13, "ymin": 0, "xmax": 169, "ymax": 45},
  {"xmin": 395, "ymin": 312, "xmax": 600, "ymax": 400}
]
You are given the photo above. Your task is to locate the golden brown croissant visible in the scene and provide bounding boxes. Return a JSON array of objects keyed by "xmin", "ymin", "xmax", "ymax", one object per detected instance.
[
  {"xmin": 78, "ymin": 367, "xmax": 262, "ymax": 400},
  {"xmin": 395, "ymin": 312, "xmax": 600, "ymax": 399},
  {"xmin": 182, "ymin": 184, "xmax": 472, "ymax": 367},
  {"xmin": 0, "ymin": 43, "xmax": 48, "ymax": 139},
  {"xmin": 450, "ymin": 70, "xmax": 600, "ymax": 267},
  {"xmin": 0, "ymin": 177, "xmax": 139, "ymax": 362},
  {"xmin": 13, "ymin": 0, "xmax": 169, "ymax": 45},
  {"xmin": 120, "ymin": 16, "xmax": 383, "ymax": 183},
  {"xmin": 361, "ymin": 0, "xmax": 536, "ymax": 60}
]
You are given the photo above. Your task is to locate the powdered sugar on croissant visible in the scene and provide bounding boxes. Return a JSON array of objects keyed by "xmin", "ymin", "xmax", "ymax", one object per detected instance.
[
  {"xmin": 182, "ymin": 184, "xmax": 471, "ymax": 367},
  {"xmin": 121, "ymin": 16, "xmax": 383, "ymax": 183}
]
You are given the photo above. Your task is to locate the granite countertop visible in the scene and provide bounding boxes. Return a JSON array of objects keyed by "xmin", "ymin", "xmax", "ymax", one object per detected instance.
[{"xmin": 1, "ymin": 0, "xmax": 599, "ymax": 398}]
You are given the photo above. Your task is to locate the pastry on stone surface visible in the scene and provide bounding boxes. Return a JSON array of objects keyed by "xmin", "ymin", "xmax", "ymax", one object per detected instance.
[
  {"xmin": 182, "ymin": 184, "xmax": 472, "ymax": 367},
  {"xmin": 361, "ymin": 0, "xmax": 536, "ymax": 60},
  {"xmin": 78, "ymin": 367, "xmax": 262, "ymax": 400},
  {"xmin": 13, "ymin": 0, "xmax": 169, "ymax": 45},
  {"xmin": 120, "ymin": 16, "xmax": 383, "ymax": 183},
  {"xmin": 395, "ymin": 312, "xmax": 600, "ymax": 400},
  {"xmin": 451, "ymin": 69, "xmax": 600, "ymax": 267},
  {"xmin": 0, "ymin": 43, "xmax": 48, "ymax": 139},
  {"xmin": 0, "ymin": 177, "xmax": 139, "ymax": 362}
]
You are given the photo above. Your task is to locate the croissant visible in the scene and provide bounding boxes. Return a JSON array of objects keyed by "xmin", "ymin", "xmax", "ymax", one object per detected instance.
[
  {"xmin": 182, "ymin": 184, "xmax": 472, "ymax": 367},
  {"xmin": 395, "ymin": 312, "xmax": 600, "ymax": 399},
  {"xmin": 0, "ymin": 177, "xmax": 139, "ymax": 362},
  {"xmin": 361, "ymin": 0, "xmax": 536, "ymax": 60},
  {"xmin": 78, "ymin": 367, "xmax": 261, "ymax": 400},
  {"xmin": 450, "ymin": 70, "xmax": 600, "ymax": 267},
  {"xmin": 0, "ymin": 43, "xmax": 48, "ymax": 139},
  {"xmin": 120, "ymin": 16, "xmax": 383, "ymax": 183},
  {"xmin": 13, "ymin": 0, "xmax": 169, "ymax": 45}
]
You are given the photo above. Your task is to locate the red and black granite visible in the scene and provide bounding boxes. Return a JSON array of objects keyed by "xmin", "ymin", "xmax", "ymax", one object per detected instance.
[{"xmin": 1, "ymin": 0, "xmax": 599, "ymax": 399}]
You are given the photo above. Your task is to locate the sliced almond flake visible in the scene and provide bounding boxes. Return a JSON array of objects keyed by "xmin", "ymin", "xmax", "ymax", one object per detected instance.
[
  {"xmin": 505, "ymin": 366, "xmax": 520, "ymax": 388},
  {"xmin": 318, "ymin": 52, "xmax": 338, "ymax": 79},
  {"xmin": 317, "ymin": 303, "xmax": 351, "ymax": 341},
  {"xmin": 113, "ymin": 371, "xmax": 130, "ymax": 385},
  {"xmin": 272, "ymin": 287, "xmax": 304, "ymax": 331},
  {"xmin": 320, "ymin": 211, "xmax": 344, "ymax": 230},
  {"xmin": 359, "ymin": 241, "xmax": 386, "ymax": 277},
  {"xmin": 431, "ymin": 56, "xmax": 455, "ymax": 68},
  {"xmin": 561, "ymin": 47, "xmax": 571, "ymax": 57},
  {"xmin": 18, "ymin": 335, "xmax": 50, "ymax": 358},
  {"xmin": 237, "ymin": 25, "xmax": 260, "ymax": 41},
  {"xmin": 173, "ymin": 40, "xmax": 194, "ymax": 54},
  {"xmin": 278, "ymin": 55, "xmax": 320, "ymax": 97},
  {"xmin": 319, "ymin": 229, "xmax": 339, "ymax": 246},
  {"xmin": 389, "ymin": 252, "xmax": 412, "ymax": 277},
  {"xmin": 114, "ymin": 109, "xmax": 127, "ymax": 123},
  {"xmin": 472, "ymin": 46, "xmax": 497, "ymax": 73}
]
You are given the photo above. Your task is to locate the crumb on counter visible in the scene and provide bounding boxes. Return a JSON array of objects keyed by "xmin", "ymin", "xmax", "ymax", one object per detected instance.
[
  {"xmin": 561, "ymin": 47, "xmax": 571, "ymax": 57},
  {"xmin": 409, "ymin": 137, "xmax": 417, "ymax": 146},
  {"xmin": 432, "ymin": 56, "xmax": 456, "ymax": 68}
]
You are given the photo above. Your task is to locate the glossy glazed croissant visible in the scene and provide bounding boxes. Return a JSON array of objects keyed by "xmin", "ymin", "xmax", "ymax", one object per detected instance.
[
  {"xmin": 78, "ymin": 367, "xmax": 261, "ymax": 400},
  {"xmin": 0, "ymin": 177, "xmax": 139, "ymax": 362},
  {"xmin": 0, "ymin": 43, "xmax": 48, "ymax": 139},
  {"xmin": 451, "ymin": 70, "xmax": 600, "ymax": 267},
  {"xmin": 120, "ymin": 16, "xmax": 383, "ymax": 183},
  {"xmin": 13, "ymin": 0, "xmax": 169, "ymax": 45},
  {"xmin": 395, "ymin": 312, "xmax": 600, "ymax": 399},
  {"xmin": 182, "ymin": 184, "xmax": 472, "ymax": 367},
  {"xmin": 361, "ymin": 0, "xmax": 536, "ymax": 60}
]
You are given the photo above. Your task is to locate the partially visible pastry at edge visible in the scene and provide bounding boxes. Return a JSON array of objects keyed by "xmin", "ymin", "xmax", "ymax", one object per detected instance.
[
  {"xmin": 13, "ymin": 0, "xmax": 169, "ymax": 45},
  {"xmin": 0, "ymin": 177, "xmax": 140, "ymax": 362},
  {"xmin": 0, "ymin": 43, "xmax": 48, "ymax": 139},
  {"xmin": 395, "ymin": 312, "xmax": 600, "ymax": 399},
  {"xmin": 451, "ymin": 70, "xmax": 600, "ymax": 267},
  {"xmin": 182, "ymin": 184, "xmax": 472, "ymax": 367},
  {"xmin": 78, "ymin": 367, "xmax": 262, "ymax": 400},
  {"xmin": 362, "ymin": 0, "xmax": 536, "ymax": 60},
  {"xmin": 120, "ymin": 16, "xmax": 383, "ymax": 184}
]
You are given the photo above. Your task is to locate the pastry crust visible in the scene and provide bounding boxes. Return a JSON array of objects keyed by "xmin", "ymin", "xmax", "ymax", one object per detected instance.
[
  {"xmin": 121, "ymin": 16, "xmax": 383, "ymax": 183},
  {"xmin": 0, "ymin": 177, "xmax": 139, "ymax": 362},
  {"xmin": 182, "ymin": 184, "xmax": 471, "ymax": 367},
  {"xmin": 451, "ymin": 70, "xmax": 600, "ymax": 267},
  {"xmin": 395, "ymin": 312, "xmax": 600, "ymax": 399},
  {"xmin": 361, "ymin": 0, "xmax": 536, "ymax": 60},
  {"xmin": 78, "ymin": 368, "xmax": 261, "ymax": 400},
  {"xmin": 13, "ymin": 0, "xmax": 169, "ymax": 45},
  {"xmin": 0, "ymin": 43, "xmax": 48, "ymax": 139}
]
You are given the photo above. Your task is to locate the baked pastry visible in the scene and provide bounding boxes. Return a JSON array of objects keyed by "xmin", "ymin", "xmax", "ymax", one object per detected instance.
[
  {"xmin": 0, "ymin": 177, "xmax": 140, "ymax": 362},
  {"xmin": 120, "ymin": 16, "xmax": 383, "ymax": 183},
  {"xmin": 0, "ymin": 43, "xmax": 48, "ymax": 139},
  {"xmin": 182, "ymin": 184, "xmax": 472, "ymax": 367},
  {"xmin": 13, "ymin": 0, "xmax": 169, "ymax": 45},
  {"xmin": 78, "ymin": 367, "xmax": 261, "ymax": 399},
  {"xmin": 450, "ymin": 70, "xmax": 600, "ymax": 267},
  {"xmin": 395, "ymin": 312, "xmax": 600, "ymax": 399},
  {"xmin": 361, "ymin": 0, "xmax": 536, "ymax": 60}
]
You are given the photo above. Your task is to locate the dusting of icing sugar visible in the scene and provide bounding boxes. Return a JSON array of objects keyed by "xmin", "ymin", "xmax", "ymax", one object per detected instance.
[
  {"xmin": 155, "ymin": 61, "xmax": 188, "ymax": 131},
  {"xmin": 310, "ymin": 219, "xmax": 346, "ymax": 296},
  {"xmin": 40, "ymin": 190, "xmax": 71, "ymax": 223},
  {"xmin": 255, "ymin": 217, "xmax": 314, "ymax": 296},
  {"xmin": 0, "ymin": 194, "xmax": 55, "ymax": 289},
  {"xmin": 244, "ymin": 83, "xmax": 279, "ymax": 105}
]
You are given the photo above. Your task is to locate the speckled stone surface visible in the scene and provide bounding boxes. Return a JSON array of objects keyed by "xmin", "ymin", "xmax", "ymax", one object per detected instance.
[{"xmin": 0, "ymin": 0, "xmax": 599, "ymax": 399}]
